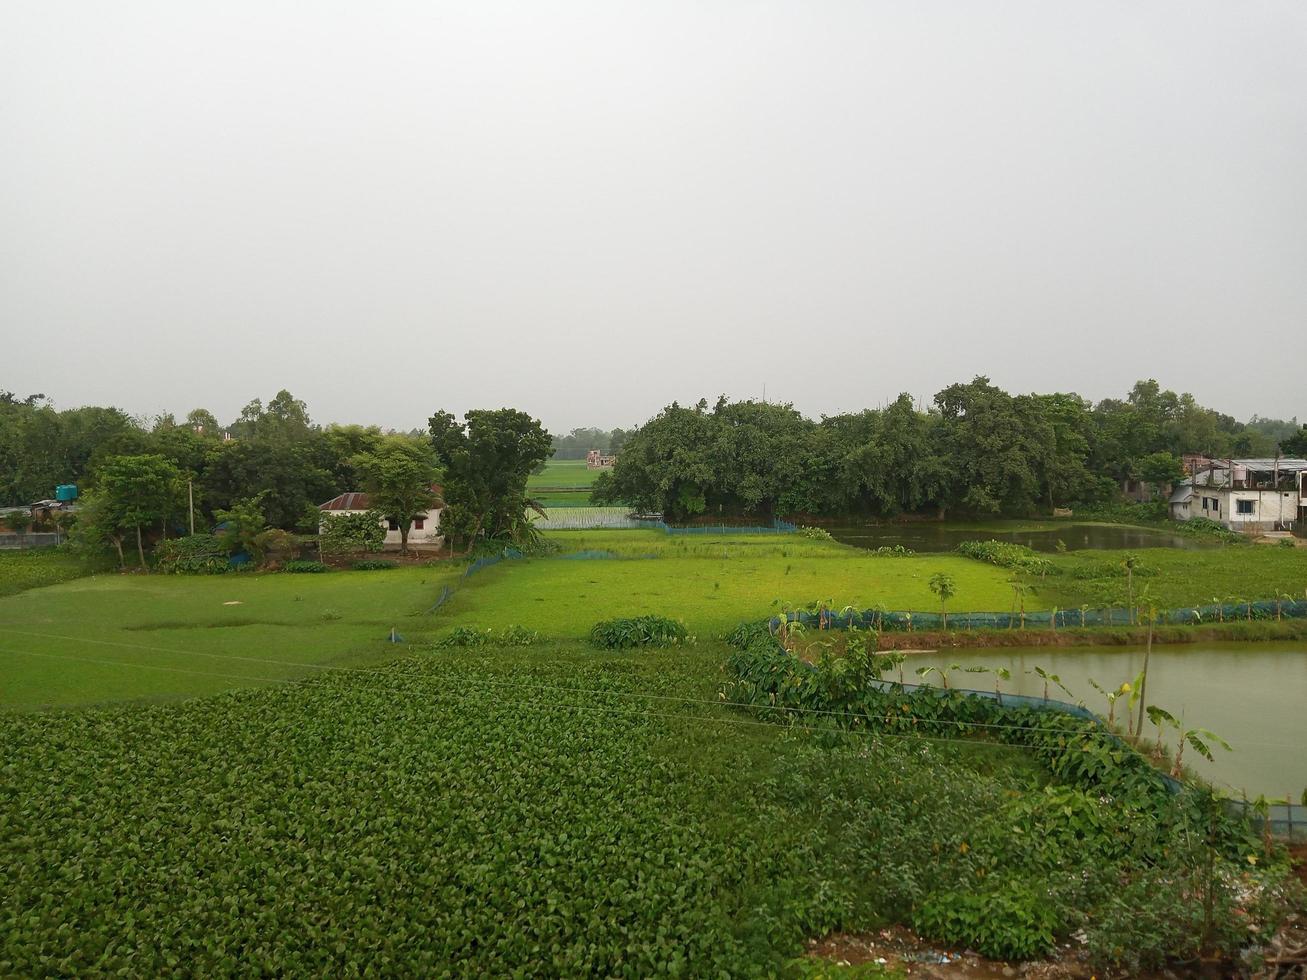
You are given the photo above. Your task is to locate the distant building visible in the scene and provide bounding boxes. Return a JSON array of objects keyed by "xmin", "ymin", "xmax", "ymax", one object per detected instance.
[
  {"xmin": 317, "ymin": 485, "xmax": 445, "ymax": 548},
  {"xmin": 586, "ymin": 449, "xmax": 617, "ymax": 469},
  {"xmin": 1175, "ymin": 458, "xmax": 1306, "ymax": 533}
]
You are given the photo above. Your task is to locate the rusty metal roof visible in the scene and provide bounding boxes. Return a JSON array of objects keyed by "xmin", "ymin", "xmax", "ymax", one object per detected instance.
[{"xmin": 318, "ymin": 484, "xmax": 444, "ymax": 511}]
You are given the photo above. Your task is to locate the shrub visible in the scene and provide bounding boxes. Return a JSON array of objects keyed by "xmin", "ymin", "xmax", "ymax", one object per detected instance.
[
  {"xmin": 1173, "ymin": 516, "xmax": 1243, "ymax": 543},
  {"xmin": 914, "ymin": 879, "xmax": 1059, "ymax": 960},
  {"xmin": 352, "ymin": 559, "xmax": 398, "ymax": 571},
  {"xmin": 871, "ymin": 544, "xmax": 915, "ymax": 557},
  {"xmin": 319, "ymin": 510, "xmax": 386, "ymax": 555},
  {"xmin": 796, "ymin": 525, "xmax": 833, "ymax": 541},
  {"xmin": 283, "ymin": 560, "xmax": 328, "ymax": 574},
  {"xmin": 955, "ymin": 539, "xmax": 1052, "ymax": 574},
  {"xmin": 590, "ymin": 616, "xmax": 689, "ymax": 649},
  {"xmin": 154, "ymin": 534, "xmax": 230, "ymax": 575},
  {"xmin": 434, "ymin": 625, "xmax": 540, "ymax": 648}
]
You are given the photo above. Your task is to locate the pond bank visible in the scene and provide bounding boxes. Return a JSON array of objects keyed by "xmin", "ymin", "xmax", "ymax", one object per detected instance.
[{"xmin": 868, "ymin": 619, "xmax": 1307, "ymax": 650}]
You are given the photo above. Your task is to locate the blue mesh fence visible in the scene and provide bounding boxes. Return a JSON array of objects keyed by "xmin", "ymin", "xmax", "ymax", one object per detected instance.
[
  {"xmin": 777, "ymin": 599, "xmax": 1307, "ymax": 633},
  {"xmin": 878, "ymin": 678, "xmax": 1307, "ymax": 838},
  {"xmin": 462, "ymin": 547, "xmax": 524, "ymax": 578}
]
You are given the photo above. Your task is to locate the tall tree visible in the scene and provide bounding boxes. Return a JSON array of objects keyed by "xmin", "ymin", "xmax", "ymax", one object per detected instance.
[
  {"xmin": 90, "ymin": 454, "xmax": 184, "ymax": 568},
  {"xmin": 352, "ymin": 439, "xmax": 439, "ymax": 555},
  {"xmin": 429, "ymin": 409, "xmax": 551, "ymax": 550}
]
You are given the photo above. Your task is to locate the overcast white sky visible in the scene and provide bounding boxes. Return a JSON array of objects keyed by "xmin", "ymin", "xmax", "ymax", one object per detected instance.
[{"xmin": 2, "ymin": 1, "xmax": 1304, "ymax": 433}]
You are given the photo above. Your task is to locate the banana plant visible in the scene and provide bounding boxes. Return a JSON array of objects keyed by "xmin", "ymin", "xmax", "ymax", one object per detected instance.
[
  {"xmin": 991, "ymin": 666, "xmax": 1012, "ymax": 703},
  {"xmin": 915, "ymin": 664, "xmax": 951, "ymax": 690},
  {"xmin": 1275, "ymin": 591, "xmax": 1293, "ymax": 622},
  {"xmin": 1088, "ymin": 678, "xmax": 1131, "ymax": 727},
  {"xmin": 1124, "ymin": 670, "xmax": 1146, "ymax": 738},
  {"xmin": 1122, "ymin": 553, "xmax": 1138, "ymax": 624},
  {"xmin": 1145, "ymin": 706, "xmax": 1232, "ymax": 777},
  {"xmin": 1030, "ymin": 666, "xmax": 1074, "ymax": 703}
]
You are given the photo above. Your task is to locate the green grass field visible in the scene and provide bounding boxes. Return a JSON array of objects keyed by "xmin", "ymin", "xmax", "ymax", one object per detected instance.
[
  {"xmin": 1030, "ymin": 545, "xmax": 1307, "ymax": 610},
  {"xmin": 441, "ymin": 532, "xmax": 1028, "ymax": 638},
  {"xmin": 0, "ymin": 566, "xmax": 459, "ymax": 710},
  {"xmin": 528, "ymin": 459, "xmax": 605, "ymax": 506},
  {"xmin": 0, "ymin": 533, "xmax": 1025, "ymax": 708}
]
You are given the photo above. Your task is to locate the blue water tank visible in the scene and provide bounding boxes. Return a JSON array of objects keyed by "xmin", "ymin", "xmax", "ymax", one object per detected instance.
[{"xmin": 55, "ymin": 484, "xmax": 78, "ymax": 502}]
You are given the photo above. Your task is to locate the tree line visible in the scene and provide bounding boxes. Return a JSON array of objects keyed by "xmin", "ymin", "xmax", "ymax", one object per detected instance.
[
  {"xmin": 591, "ymin": 378, "xmax": 1307, "ymax": 520},
  {"xmin": 0, "ymin": 389, "xmax": 552, "ymax": 565}
]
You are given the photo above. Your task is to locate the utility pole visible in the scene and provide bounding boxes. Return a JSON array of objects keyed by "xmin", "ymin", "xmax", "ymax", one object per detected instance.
[{"xmin": 188, "ymin": 479, "xmax": 195, "ymax": 536}]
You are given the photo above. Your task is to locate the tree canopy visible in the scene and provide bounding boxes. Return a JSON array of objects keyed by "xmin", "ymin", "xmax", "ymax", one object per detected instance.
[{"xmin": 429, "ymin": 408, "xmax": 552, "ymax": 550}]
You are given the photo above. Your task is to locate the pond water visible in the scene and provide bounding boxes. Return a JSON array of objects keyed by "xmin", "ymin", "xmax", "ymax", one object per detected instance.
[
  {"xmin": 827, "ymin": 522, "xmax": 1216, "ymax": 553},
  {"xmin": 905, "ymin": 642, "xmax": 1306, "ymax": 799}
]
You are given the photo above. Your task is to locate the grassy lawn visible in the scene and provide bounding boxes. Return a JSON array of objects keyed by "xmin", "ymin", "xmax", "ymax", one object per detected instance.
[
  {"xmin": 436, "ymin": 531, "xmax": 1030, "ymax": 638},
  {"xmin": 0, "ymin": 566, "xmax": 459, "ymax": 710},
  {"xmin": 1031, "ymin": 545, "xmax": 1307, "ymax": 610}
]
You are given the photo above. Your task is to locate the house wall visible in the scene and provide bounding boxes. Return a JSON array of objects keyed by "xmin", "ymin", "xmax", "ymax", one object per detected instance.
[
  {"xmin": 1195, "ymin": 488, "xmax": 1299, "ymax": 532},
  {"xmin": 322, "ymin": 507, "xmax": 444, "ymax": 547}
]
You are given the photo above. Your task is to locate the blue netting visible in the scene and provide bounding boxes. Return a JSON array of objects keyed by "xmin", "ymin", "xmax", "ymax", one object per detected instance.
[
  {"xmin": 777, "ymin": 599, "xmax": 1307, "ymax": 633},
  {"xmin": 462, "ymin": 547, "xmax": 525, "ymax": 578},
  {"xmin": 877, "ymin": 679, "xmax": 1306, "ymax": 834}
]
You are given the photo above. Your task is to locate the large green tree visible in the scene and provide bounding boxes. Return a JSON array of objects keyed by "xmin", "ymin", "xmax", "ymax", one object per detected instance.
[
  {"xmin": 352, "ymin": 438, "xmax": 439, "ymax": 554},
  {"xmin": 88, "ymin": 454, "xmax": 184, "ymax": 568},
  {"xmin": 429, "ymin": 409, "xmax": 551, "ymax": 550}
]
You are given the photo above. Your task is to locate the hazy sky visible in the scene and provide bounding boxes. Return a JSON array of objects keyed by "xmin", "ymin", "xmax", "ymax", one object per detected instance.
[{"xmin": 3, "ymin": 1, "xmax": 1305, "ymax": 434}]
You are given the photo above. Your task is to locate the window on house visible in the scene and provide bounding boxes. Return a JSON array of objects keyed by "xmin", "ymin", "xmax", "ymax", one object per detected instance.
[
  {"xmin": 413, "ymin": 517, "xmax": 425, "ymax": 530},
  {"xmin": 1236, "ymin": 500, "xmax": 1254, "ymax": 515},
  {"xmin": 388, "ymin": 518, "xmax": 400, "ymax": 530}
]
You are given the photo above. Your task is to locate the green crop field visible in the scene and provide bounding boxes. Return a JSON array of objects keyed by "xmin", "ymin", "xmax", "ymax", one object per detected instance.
[
  {"xmin": 439, "ymin": 535, "xmax": 1029, "ymax": 639},
  {"xmin": 527, "ymin": 459, "xmax": 604, "ymax": 489},
  {"xmin": 1028, "ymin": 545, "xmax": 1307, "ymax": 611}
]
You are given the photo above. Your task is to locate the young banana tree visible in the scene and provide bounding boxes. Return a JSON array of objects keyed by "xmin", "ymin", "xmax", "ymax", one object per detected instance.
[
  {"xmin": 1124, "ymin": 670, "xmax": 1145, "ymax": 738},
  {"xmin": 914, "ymin": 664, "xmax": 951, "ymax": 690},
  {"xmin": 1030, "ymin": 666, "xmax": 1075, "ymax": 703},
  {"xmin": 1145, "ymin": 706, "xmax": 1232, "ymax": 778},
  {"xmin": 1088, "ymin": 678, "xmax": 1131, "ymax": 727},
  {"xmin": 928, "ymin": 573, "xmax": 956, "ymax": 630}
]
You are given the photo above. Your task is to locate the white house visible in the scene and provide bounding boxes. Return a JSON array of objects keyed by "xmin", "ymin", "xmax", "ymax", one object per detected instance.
[
  {"xmin": 318, "ymin": 485, "xmax": 444, "ymax": 549},
  {"xmin": 1180, "ymin": 459, "xmax": 1306, "ymax": 534}
]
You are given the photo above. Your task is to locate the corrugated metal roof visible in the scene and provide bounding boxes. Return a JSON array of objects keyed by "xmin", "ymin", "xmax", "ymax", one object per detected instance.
[
  {"xmin": 1168, "ymin": 483, "xmax": 1193, "ymax": 504},
  {"xmin": 1227, "ymin": 458, "xmax": 1307, "ymax": 472},
  {"xmin": 318, "ymin": 484, "xmax": 444, "ymax": 511}
]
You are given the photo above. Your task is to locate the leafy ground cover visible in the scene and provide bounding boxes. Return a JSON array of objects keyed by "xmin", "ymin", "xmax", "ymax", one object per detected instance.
[
  {"xmin": 0, "ymin": 548, "xmax": 105, "ymax": 598},
  {"xmin": 2, "ymin": 643, "xmax": 1044, "ymax": 977},
  {"xmin": 1029, "ymin": 545, "xmax": 1307, "ymax": 610}
]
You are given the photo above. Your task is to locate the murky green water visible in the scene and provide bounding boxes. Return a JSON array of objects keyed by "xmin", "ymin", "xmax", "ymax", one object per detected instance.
[
  {"xmin": 828, "ymin": 521, "xmax": 1217, "ymax": 553},
  {"xmin": 906, "ymin": 642, "xmax": 1306, "ymax": 799}
]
